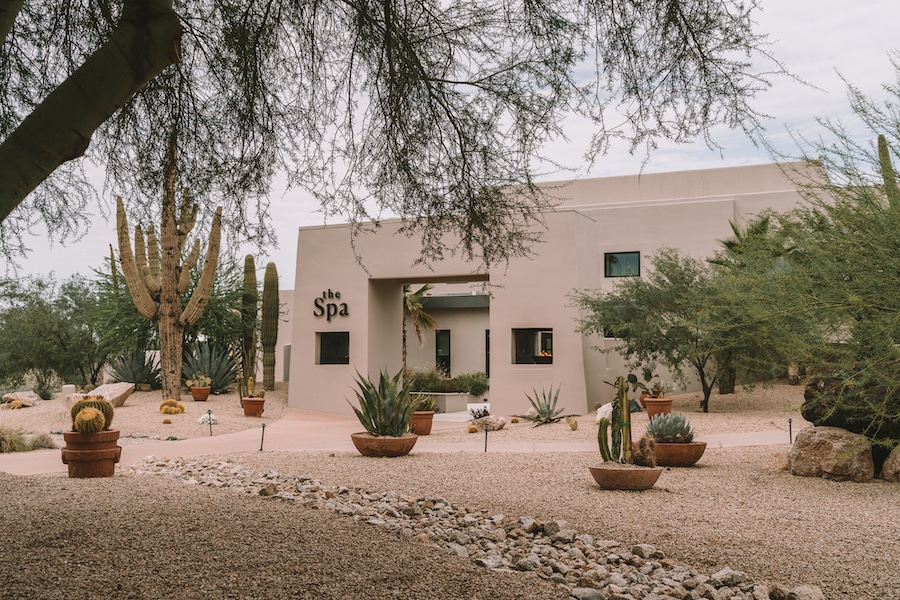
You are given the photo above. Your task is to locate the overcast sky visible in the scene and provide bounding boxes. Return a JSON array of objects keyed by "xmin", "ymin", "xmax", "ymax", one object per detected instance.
[{"xmin": 11, "ymin": 1, "xmax": 900, "ymax": 289}]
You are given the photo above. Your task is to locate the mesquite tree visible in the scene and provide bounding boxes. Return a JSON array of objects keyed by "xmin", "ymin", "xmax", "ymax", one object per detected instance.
[
  {"xmin": 116, "ymin": 134, "xmax": 222, "ymax": 400},
  {"xmin": 2, "ymin": 1, "xmax": 785, "ymax": 270}
]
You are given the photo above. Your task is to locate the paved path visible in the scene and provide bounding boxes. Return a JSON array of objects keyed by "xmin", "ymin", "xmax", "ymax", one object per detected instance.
[{"xmin": 0, "ymin": 408, "xmax": 793, "ymax": 476}]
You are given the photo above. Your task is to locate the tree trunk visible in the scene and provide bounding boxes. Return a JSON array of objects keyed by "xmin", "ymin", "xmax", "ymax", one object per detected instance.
[
  {"xmin": 0, "ymin": 0, "xmax": 181, "ymax": 221},
  {"xmin": 158, "ymin": 134, "xmax": 183, "ymax": 401},
  {"xmin": 717, "ymin": 366, "xmax": 736, "ymax": 394}
]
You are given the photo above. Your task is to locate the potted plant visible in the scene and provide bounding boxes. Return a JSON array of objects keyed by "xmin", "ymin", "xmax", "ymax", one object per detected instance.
[
  {"xmin": 409, "ymin": 394, "xmax": 437, "ymax": 435},
  {"xmin": 628, "ymin": 372, "xmax": 675, "ymax": 418},
  {"xmin": 60, "ymin": 395, "xmax": 121, "ymax": 478},
  {"xmin": 348, "ymin": 368, "xmax": 419, "ymax": 457},
  {"xmin": 242, "ymin": 377, "xmax": 266, "ymax": 417},
  {"xmin": 589, "ymin": 376, "xmax": 663, "ymax": 490},
  {"xmin": 185, "ymin": 372, "xmax": 212, "ymax": 401},
  {"xmin": 644, "ymin": 412, "xmax": 707, "ymax": 467}
]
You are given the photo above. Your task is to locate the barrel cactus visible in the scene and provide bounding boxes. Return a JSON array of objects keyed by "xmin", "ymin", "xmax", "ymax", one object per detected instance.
[
  {"xmin": 645, "ymin": 412, "xmax": 695, "ymax": 443},
  {"xmin": 70, "ymin": 396, "xmax": 115, "ymax": 431},
  {"xmin": 73, "ymin": 407, "xmax": 107, "ymax": 434}
]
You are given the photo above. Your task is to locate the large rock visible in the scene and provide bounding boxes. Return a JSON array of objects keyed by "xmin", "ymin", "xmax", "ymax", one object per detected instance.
[
  {"xmin": 66, "ymin": 382, "xmax": 135, "ymax": 409},
  {"xmin": 1, "ymin": 391, "xmax": 39, "ymax": 407},
  {"xmin": 788, "ymin": 426, "xmax": 874, "ymax": 482},
  {"xmin": 881, "ymin": 445, "xmax": 900, "ymax": 482}
]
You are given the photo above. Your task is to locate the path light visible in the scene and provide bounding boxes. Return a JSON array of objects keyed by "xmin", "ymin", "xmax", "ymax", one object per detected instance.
[
  {"xmin": 207, "ymin": 409, "xmax": 213, "ymax": 436},
  {"xmin": 484, "ymin": 425, "xmax": 488, "ymax": 453},
  {"xmin": 260, "ymin": 422, "xmax": 266, "ymax": 451},
  {"xmin": 788, "ymin": 418, "xmax": 793, "ymax": 444}
]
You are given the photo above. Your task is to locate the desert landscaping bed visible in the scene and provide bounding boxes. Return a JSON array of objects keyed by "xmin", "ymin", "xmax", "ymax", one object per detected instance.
[{"xmin": 1, "ymin": 382, "xmax": 898, "ymax": 599}]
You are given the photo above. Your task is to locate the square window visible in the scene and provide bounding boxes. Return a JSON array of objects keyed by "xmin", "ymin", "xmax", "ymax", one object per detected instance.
[
  {"xmin": 318, "ymin": 331, "xmax": 349, "ymax": 364},
  {"xmin": 512, "ymin": 328, "xmax": 553, "ymax": 364},
  {"xmin": 604, "ymin": 252, "xmax": 640, "ymax": 277}
]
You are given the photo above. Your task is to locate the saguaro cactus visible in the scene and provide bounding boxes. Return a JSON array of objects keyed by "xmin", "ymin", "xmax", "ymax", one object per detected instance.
[
  {"xmin": 116, "ymin": 133, "xmax": 223, "ymax": 401},
  {"xmin": 878, "ymin": 134, "xmax": 900, "ymax": 209},
  {"xmin": 261, "ymin": 262, "xmax": 279, "ymax": 390},
  {"xmin": 238, "ymin": 255, "xmax": 258, "ymax": 398}
]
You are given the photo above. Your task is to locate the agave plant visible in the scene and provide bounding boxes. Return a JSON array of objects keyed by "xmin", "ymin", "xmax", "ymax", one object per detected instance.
[
  {"xmin": 349, "ymin": 369, "xmax": 418, "ymax": 437},
  {"xmin": 645, "ymin": 412, "xmax": 695, "ymax": 443},
  {"xmin": 518, "ymin": 384, "xmax": 572, "ymax": 426},
  {"xmin": 110, "ymin": 351, "xmax": 161, "ymax": 389},
  {"xmin": 182, "ymin": 342, "xmax": 237, "ymax": 394}
]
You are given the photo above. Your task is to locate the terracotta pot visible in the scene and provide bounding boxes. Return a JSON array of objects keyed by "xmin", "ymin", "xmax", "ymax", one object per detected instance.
[
  {"xmin": 61, "ymin": 429, "xmax": 122, "ymax": 478},
  {"xmin": 588, "ymin": 463, "xmax": 663, "ymax": 490},
  {"xmin": 190, "ymin": 386, "xmax": 211, "ymax": 401},
  {"xmin": 644, "ymin": 397, "xmax": 673, "ymax": 419},
  {"xmin": 242, "ymin": 397, "xmax": 265, "ymax": 417},
  {"xmin": 351, "ymin": 432, "xmax": 418, "ymax": 457},
  {"xmin": 653, "ymin": 441, "xmax": 707, "ymax": 467},
  {"xmin": 409, "ymin": 410, "xmax": 435, "ymax": 435}
]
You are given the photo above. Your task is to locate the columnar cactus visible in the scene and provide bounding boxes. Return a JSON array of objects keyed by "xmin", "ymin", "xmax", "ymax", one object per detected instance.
[
  {"xmin": 261, "ymin": 262, "xmax": 279, "ymax": 390},
  {"xmin": 878, "ymin": 134, "xmax": 900, "ymax": 209},
  {"xmin": 115, "ymin": 132, "xmax": 223, "ymax": 401},
  {"xmin": 238, "ymin": 255, "xmax": 258, "ymax": 399}
]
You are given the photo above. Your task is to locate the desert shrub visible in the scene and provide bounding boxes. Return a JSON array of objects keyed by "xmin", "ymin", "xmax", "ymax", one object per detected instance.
[
  {"xmin": 0, "ymin": 427, "xmax": 56, "ymax": 452},
  {"xmin": 454, "ymin": 371, "xmax": 489, "ymax": 396},
  {"xmin": 404, "ymin": 366, "xmax": 489, "ymax": 395}
]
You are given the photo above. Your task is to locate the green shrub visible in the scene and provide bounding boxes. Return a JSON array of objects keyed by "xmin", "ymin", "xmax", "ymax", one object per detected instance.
[
  {"xmin": 110, "ymin": 351, "xmax": 161, "ymax": 388},
  {"xmin": 454, "ymin": 371, "xmax": 489, "ymax": 396},
  {"xmin": 182, "ymin": 343, "xmax": 237, "ymax": 394},
  {"xmin": 404, "ymin": 366, "xmax": 489, "ymax": 395}
]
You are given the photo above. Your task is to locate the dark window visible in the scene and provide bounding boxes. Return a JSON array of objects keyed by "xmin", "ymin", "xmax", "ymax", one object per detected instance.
[
  {"xmin": 604, "ymin": 251, "xmax": 640, "ymax": 277},
  {"xmin": 318, "ymin": 331, "xmax": 349, "ymax": 364},
  {"xmin": 513, "ymin": 328, "xmax": 553, "ymax": 364},
  {"xmin": 435, "ymin": 330, "xmax": 451, "ymax": 375}
]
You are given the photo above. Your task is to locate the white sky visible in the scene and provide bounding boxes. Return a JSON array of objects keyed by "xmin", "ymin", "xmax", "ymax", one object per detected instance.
[{"xmin": 10, "ymin": 1, "xmax": 900, "ymax": 289}]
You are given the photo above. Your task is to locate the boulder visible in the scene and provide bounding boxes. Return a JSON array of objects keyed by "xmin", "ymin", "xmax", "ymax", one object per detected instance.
[
  {"xmin": 66, "ymin": 382, "xmax": 135, "ymax": 408},
  {"xmin": 474, "ymin": 415, "xmax": 506, "ymax": 431},
  {"xmin": 880, "ymin": 445, "xmax": 900, "ymax": 482},
  {"xmin": 788, "ymin": 426, "xmax": 874, "ymax": 482},
  {"xmin": 1, "ymin": 391, "xmax": 39, "ymax": 407}
]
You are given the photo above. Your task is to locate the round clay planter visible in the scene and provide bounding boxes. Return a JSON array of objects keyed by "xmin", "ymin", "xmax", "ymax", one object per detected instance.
[
  {"xmin": 351, "ymin": 432, "xmax": 418, "ymax": 457},
  {"xmin": 588, "ymin": 463, "xmax": 663, "ymax": 490},
  {"xmin": 61, "ymin": 429, "xmax": 122, "ymax": 478},
  {"xmin": 242, "ymin": 397, "xmax": 265, "ymax": 417},
  {"xmin": 409, "ymin": 410, "xmax": 435, "ymax": 435},
  {"xmin": 653, "ymin": 441, "xmax": 707, "ymax": 467},
  {"xmin": 644, "ymin": 397, "xmax": 673, "ymax": 419},
  {"xmin": 190, "ymin": 386, "xmax": 211, "ymax": 401}
]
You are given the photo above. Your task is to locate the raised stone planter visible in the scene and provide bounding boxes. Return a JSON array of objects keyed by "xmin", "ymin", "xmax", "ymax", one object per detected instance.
[{"xmin": 413, "ymin": 392, "xmax": 475, "ymax": 413}]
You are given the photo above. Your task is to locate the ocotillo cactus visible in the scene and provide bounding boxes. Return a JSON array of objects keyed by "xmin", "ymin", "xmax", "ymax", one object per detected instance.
[
  {"xmin": 261, "ymin": 262, "xmax": 279, "ymax": 390},
  {"xmin": 116, "ymin": 133, "xmax": 223, "ymax": 401},
  {"xmin": 237, "ymin": 255, "xmax": 258, "ymax": 399}
]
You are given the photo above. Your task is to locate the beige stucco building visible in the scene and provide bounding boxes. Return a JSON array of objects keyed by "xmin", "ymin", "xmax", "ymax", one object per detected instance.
[{"xmin": 287, "ymin": 162, "xmax": 806, "ymax": 417}]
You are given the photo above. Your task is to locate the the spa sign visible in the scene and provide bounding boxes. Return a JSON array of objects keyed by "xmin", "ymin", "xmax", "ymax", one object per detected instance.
[{"xmin": 313, "ymin": 289, "xmax": 349, "ymax": 321}]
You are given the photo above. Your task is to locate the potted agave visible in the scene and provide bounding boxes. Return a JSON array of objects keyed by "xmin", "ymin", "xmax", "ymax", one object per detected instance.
[
  {"xmin": 185, "ymin": 372, "xmax": 212, "ymax": 401},
  {"xmin": 628, "ymin": 372, "xmax": 675, "ymax": 418},
  {"xmin": 60, "ymin": 395, "xmax": 122, "ymax": 478},
  {"xmin": 409, "ymin": 393, "xmax": 437, "ymax": 435},
  {"xmin": 348, "ymin": 368, "xmax": 419, "ymax": 457},
  {"xmin": 644, "ymin": 412, "xmax": 706, "ymax": 467},
  {"xmin": 590, "ymin": 376, "xmax": 663, "ymax": 490}
]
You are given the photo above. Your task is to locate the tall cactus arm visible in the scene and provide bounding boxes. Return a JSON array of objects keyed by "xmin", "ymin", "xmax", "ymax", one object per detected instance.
[
  {"xmin": 261, "ymin": 262, "xmax": 279, "ymax": 390},
  {"xmin": 879, "ymin": 135, "xmax": 900, "ymax": 209},
  {"xmin": 116, "ymin": 196, "xmax": 158, "ymax": 319},
  {"xmin": 177, "ymin": 238, "xmax": 201, "ymax": 294},
  {"xmin": 145, "ymin": 224, "xmax": 163, "ymax": 295},
  {"xmin": 180, "ymin": 206, "xmax": 223, "ymax": 326},
  {"xmin": 177, "ymin": 188, "xmax": 197, "ymax": 249}
]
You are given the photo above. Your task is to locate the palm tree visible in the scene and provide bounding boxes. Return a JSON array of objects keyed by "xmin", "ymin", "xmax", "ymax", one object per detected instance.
[{"xmin": 402, "ymin": 284, "xmax": 437, "ymax": 374}]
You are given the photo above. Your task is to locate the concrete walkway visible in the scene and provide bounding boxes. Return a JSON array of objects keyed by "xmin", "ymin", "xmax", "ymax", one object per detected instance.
[{"xmin": 0, "ymin": 408, "xmax": 793, "ymax": 476}]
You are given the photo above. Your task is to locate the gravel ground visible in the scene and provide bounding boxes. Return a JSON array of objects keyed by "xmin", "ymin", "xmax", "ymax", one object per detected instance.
[{"xmin": 1, "ymin": 382, "xmax": 898, "ymax": 599}]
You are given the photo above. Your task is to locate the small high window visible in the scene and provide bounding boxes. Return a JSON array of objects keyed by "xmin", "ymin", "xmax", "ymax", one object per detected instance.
[
  {"xmin": 512, "ymin": 328, "xmax": 553, "ymax": 364},
  {"xmin": 604, "ymin": 251, "xmax": 640, "ymax": 277},
  {"xmin": 318, "ymin": 331, "xmax": 349, "ymax": 364}
]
